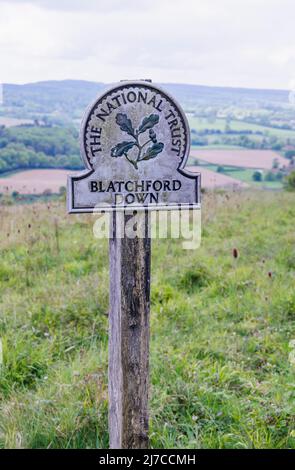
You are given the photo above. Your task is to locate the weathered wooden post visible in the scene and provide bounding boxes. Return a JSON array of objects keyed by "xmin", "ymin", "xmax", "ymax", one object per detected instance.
[
  {"xmin": 67, "ymin": 80, "xmax": 200, "ymax": 449},
  {"xmin": 109, "ymin": 210, "xmax": 151, "ymax": 448}
]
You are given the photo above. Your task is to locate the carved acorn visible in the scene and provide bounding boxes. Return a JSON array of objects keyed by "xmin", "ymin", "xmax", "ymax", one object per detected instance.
[{"xmin": 149, "ymin": 129, "xmax": 157, "ymax": 143}]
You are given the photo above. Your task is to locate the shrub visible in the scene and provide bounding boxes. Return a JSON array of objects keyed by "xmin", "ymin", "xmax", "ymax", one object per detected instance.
[
  {"xmin": 264, "ymin": 171, "xmax": 276, "ymax": 182},
  {"xmin": 179, "ymin": 264, "xmax": 212, "ymax": 291},
  {"xmin": 285, "ymin": 149, "xmax": 295, "ymax": 159},
  {"xmin": 59, "ymin": 186, "xmax": 66, "ymax": 195},
  {"xmin": 284, "ymin": 171, "xmax": 295, "ymax": 191},
  {"xmin": 252, "ymin": 170, "xmax": 262, "ymax": 182},
  {"xmin": 217, "ymin": 166, "xmax": 225, "ymax": 173}
]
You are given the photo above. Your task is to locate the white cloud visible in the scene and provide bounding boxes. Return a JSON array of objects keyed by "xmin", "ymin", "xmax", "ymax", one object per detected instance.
[
  {"xmin": 0, "ymin": 0, "xmax": 295, "ymax": 89},
  {"xmin": 0, "ymin": 0, "xmax": 149, "ymax": 12}
]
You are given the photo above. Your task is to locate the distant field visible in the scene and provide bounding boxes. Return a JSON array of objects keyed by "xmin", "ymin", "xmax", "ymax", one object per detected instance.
[
  {"xmin": 191, "ymin": 144, "xmax": 245, "ymax": 151},
  {"xmin": 190, "ymin": 149, "xmax": 289, "ymax": 170},
  {"xmin": 0, "ymin": 165, "xmax": 283, "ymax": 195},
  {"xmin": 188, "ymin": 166, "xmax": 248, "ymax": 189},
  {"xmin": 0, "ymin": 116, "xmax": 34, "ymax": 127},
  {"xmin": 0, "ymin": 169, "xmax": 71, "ymax": 194},
  {"xmin": 198, "ymin": 164, "xmax": 283, "ymax": 190},
  {"xmin": 188, "ymin": 116, "xmax": 295, "ymax": 138},
  {"xmin": 0, "ymin": 167, "xmax": 248, "ymax": 194}
]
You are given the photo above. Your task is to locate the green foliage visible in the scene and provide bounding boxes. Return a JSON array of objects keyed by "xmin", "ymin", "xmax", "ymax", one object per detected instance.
[
  {"xmin": 0, "ymin": 126, "xmax": 81, "ymax": 174},
  {"xmin": 2, "ymin": 80, "xmax": 295, "ymax": 154},
  {"xmin": 2, "ymin": 80, "xmax": 105, "ymax": 122},
  {"xmin": 179, "ymin": 264, "xmax": 212, "ymax": 291},
  {"xmin": 252, "ymin": 170, "xmax": 262, "ymax": 182},
  {"xmin": 217, "ymin": 166, "xmax": 225, "ymax": 173},
  {"xmin": 285, "ymin": 150, "xmax": 295, "ymax": 160},
  {"xmin": 284, "ymin": 171, "xmax": 295, "ymax": 191},
  {"xmin": 264, "ymin": 171, "xmax": 276, "ymax": 182},
  {"xmin": 0, "ymin": 191, "xmax": 295, "ymax": 448}
]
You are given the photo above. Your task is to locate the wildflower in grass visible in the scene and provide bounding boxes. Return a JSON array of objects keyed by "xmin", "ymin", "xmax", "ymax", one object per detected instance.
[{"xmin": 268, "ymin": 271, "xmax": 272, "ymax": 278}]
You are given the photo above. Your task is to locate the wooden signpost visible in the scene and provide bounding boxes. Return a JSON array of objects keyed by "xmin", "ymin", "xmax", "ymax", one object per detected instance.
[{"xmin": 67, "ymin": 80, "xmax": 200, "ymax": 449}]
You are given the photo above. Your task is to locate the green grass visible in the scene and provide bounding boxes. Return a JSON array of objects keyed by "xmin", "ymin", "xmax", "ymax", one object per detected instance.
[
  {"xmin": 222, "ymin": 169, "xmax": 283, "ymax": 189},
  {"xmin": 190, "ymin": 162, "xmax": 284, "ymax": 190},
  {"xmin": 0, "ymin": 192, "xmax": 295, "ymax": 448},
  {"xmin": 191, "ymin": 144, "xmax": 245, "ymax": 151},
  {"xmin": 188, "ymin": 116, "xmax": 295, "ymax": 139}
]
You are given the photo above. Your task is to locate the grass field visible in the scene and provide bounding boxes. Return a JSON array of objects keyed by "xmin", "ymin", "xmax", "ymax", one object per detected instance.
[
  {"xmin": 196, "ymin": 164, "xmax": 283, "ymax": 190},
  {"xmin": 188, "ymin": 116, "xmax": 295, "ymax": 139},
  {"xmin": 0, "ymin": 191, "xmax": 295, "ymax": 449},
  {"xmin": 222, "ymin": 169, "xmax": 283, "ymax": 189},
  {"xmin": 191, "ymin": 145, "xmax": 245, "ymax": 151},
  {"xmin": 188, "ymin": 166, "xmax": 248, "ymax": 189}
]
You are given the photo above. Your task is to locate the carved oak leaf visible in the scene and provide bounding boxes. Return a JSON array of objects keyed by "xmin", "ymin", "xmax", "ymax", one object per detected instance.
[
  {"xmin": 111, "ymin": 141, "xmax": 136, "ymax": 157},
  {"xmin": 137, "ymin": 114, "xmax": 159, "ymax": 135},
  {"xmin": 141, "ymin": 142, "xmax": 164, "ymax": 161},
  {"xmin": 115, "ymin": 113, "xmax": 135, "ymax": 137}
]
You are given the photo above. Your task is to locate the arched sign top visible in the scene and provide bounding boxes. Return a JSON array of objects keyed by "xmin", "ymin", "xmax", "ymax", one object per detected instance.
[
  {"xmin": 68, "ymin": 80, "xmax": 200, "ymax": 213},
  {"xmin": 80, "ymin": 81, "xmax": 190, "ymax": 172}
]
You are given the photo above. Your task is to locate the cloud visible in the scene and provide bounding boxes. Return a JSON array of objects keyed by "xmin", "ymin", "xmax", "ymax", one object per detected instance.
[
  {"xmin": 0, "ymin": 0, "xmax": 295, "ymax": 89},
  {"xmin": 0, "ymin": 0, "xmax": 153, "ymax": 12}
]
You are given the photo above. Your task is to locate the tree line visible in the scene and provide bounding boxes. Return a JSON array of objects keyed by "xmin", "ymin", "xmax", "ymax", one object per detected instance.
[{"xmin": 0, "ymin": 125, "xmax": 82, "ymax": 174}]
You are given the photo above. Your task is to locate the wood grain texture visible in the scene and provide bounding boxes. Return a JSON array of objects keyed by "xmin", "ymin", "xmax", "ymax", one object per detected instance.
[{"xmin": 109, "ymin": 211, "xmax": 151, "ymax": 449}]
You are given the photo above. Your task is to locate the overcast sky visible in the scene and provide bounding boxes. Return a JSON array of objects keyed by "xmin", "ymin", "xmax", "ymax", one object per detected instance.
[{"xmin": 0, "ymin": 0, "xmax": 295, "ymax": 90}]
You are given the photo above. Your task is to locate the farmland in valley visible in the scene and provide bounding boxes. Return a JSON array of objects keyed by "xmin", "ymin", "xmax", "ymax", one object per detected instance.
[
  {"xmin": 190, "ymin": 149, "xmax": 289, "ymax": 170},
  {"xmin": 0, "ymin": 152, "xmax": 287, "ymax": 196},
  {"xmin": 0, "ymin": 117, "xmax": 34, "ymax": 127},
  {"xmin": 0, "ymin": 169, "xmax": 71, "ymax": 195},
  {"xmin": 188, "ymin": 116, "xmax": 295, "ymax": 139},
  {"xmin": 0, "ymin": 167, "xmax": 247, "ymax": 195},
  {"xmin": 188, "ymin": 166, "xmax": 248, "ymax": 189},
  {"xmin": 189, "ymin": 149, "xmax": 293, "ymax": 189},
  {"xmin": 1, "ymin": 80, "xmax": 295, "ymax": 193}
]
